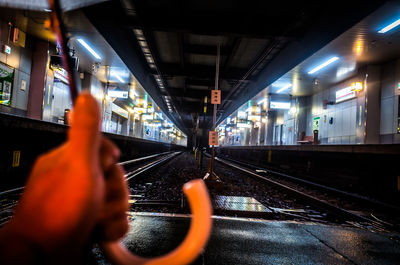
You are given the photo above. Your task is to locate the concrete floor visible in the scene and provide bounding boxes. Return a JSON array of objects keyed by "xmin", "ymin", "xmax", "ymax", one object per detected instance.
[{"xmin": 101, "ymin": 213, "xmax": 400, "ymax": 265}]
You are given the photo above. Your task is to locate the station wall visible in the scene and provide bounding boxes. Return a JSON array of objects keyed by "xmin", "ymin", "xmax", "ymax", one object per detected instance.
[
  {"xmin": 380, "ymin": 59, "xmax": 400, "ymax": 144},
  {"xmin": 306, "ymin": 78, "xmax": 359, "ymax": 144},
  {"xmin": 275, "ymin": 59, "xmax": 400, "ymax": 145},
  {"xmin": 0, "ymin": 19, "xmax": 33, "ymax": 116}
]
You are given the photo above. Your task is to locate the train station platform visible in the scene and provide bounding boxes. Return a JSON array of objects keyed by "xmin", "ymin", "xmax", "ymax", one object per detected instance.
[{"xmin": 95, "ymin": 213, "xmax": 400, "ymax": 265}]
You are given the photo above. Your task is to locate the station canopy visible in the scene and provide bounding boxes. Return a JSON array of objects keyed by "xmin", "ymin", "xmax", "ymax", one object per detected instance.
[{"xmin": 0, "ymin": 0, "xmax": 109, "ymax": 11}]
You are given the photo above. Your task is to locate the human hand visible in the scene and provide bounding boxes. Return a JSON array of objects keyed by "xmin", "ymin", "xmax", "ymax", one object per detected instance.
[{"xmin": 0, "ymin": 93, "xmax": 129, "ymax": 264}]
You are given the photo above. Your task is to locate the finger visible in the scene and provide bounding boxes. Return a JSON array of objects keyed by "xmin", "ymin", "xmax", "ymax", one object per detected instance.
[
  {"xmin": 100, "ymin": 138, "xmax": 120, "ymax": 173},
  {"xmin": 104, "ymin": 164, "xmax": 129, "ymax": 203},
  {"xmin": 100, "ymin": 215, "xmax": 129, "ymax": 242},
  {"xmin": 98, "ymin": 164, "xmax": 129, "ymax": 241},
  {"xmin": 68, "ymin": 93, "xmax": 101, "ymax": 159}
]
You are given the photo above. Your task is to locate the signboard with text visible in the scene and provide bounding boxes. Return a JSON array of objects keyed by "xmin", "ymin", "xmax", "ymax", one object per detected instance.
[
  {"xmin": 211, "ymin": 90, "xmax": 221, "ymax": 104},
  {"xmin": 336, "ymin": 86, "xmax": 356, "ymax": 103},
  {"xmin": 209, "ymin": 131, "xmax": 218, "ymax": 146},
  {"xmin": 270, "ymin": 101, "xmax": 290, "ymax": 109}
]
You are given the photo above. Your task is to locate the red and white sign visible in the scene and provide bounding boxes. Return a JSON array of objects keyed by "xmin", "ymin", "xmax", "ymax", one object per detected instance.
[
  {"xmin": 336, "ymin": 86, "xmax": 356, "ymax": 103},
  {"xmin": 54, "ymin": 68, "xmax": 69, "ymax": 84}
]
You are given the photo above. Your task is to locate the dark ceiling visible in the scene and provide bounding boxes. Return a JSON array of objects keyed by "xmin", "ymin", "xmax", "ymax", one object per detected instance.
[{"xmin": 83, "ymin": 0, "xmax": 386, "ymax": 135}]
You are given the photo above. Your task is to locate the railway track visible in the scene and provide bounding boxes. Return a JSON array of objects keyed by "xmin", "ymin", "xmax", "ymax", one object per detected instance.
[
  {"xmin": 0, "ymin": 151, "xmax": 182, "ymax": 227},
  {"xmin": 2, "ymin": 150, "xmax": 397, "ymax": 234},
  {"xmin": 211, "ymin": 154, "xmax": 399, "ymax": 232}
]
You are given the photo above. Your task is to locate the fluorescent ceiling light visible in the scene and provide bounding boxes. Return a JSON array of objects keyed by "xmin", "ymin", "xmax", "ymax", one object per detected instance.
[
  {"xmin": 378, "ymin": 18, "xmax": 400, "ymax": 33},
  {"xmin": 308, "ymin": 56, "xmax": 339, "ymax": 74},
  {"xmin": 257, "ymin": 99, "xmax": 266, "ymax": 105},
  {"xmin": 112, "ymin": 72, "xmax": 124, "ymax": 83},
  {"xmin": 277, "ymin": 84, "xmax": 292, "ymax": 93},
  {"xmin": 77, "ymin": 39, "xmax": 101, "ymax": 60}
]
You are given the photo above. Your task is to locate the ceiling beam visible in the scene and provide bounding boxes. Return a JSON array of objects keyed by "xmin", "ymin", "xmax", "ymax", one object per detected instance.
[
  {"xmin": 126, "ymin": 9, "xmax": 304, "ymax": 39},
  {"xmin": 155, "ymin": 63, "xmax": 246, "ymax": 80},
  {"xmin": 165, "ymin": 87, "xmax": 230, "ymax": 98},
  {"xmin": 184, "ymin": 44, "xmax": 229, "ymax": 56}
]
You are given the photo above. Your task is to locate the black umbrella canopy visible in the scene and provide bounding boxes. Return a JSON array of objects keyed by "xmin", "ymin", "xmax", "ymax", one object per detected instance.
[{"xmin": 0, "ymin": 0, "xmax": 109, "ymax": 11}]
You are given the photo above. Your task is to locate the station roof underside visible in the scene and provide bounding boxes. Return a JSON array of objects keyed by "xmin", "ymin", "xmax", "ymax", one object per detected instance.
[{"xmin": 83, "ymin": 1, "xmax": 385, "ymax": 133}]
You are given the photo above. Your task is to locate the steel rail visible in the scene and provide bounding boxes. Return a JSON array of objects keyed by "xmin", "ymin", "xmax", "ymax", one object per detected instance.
[
  {"xmin": 0, "ymin": 152, "xmax": 178, "ymax": 196},
  {"xmin": 212, "ymin": 156, "xmax": 395, "ymax": 228},
  {"xmin": 218, "ymin": 155, "xmax": 400, "ymax": 213},
  {"xmin": 118, "ymin": 151, "xmax": 172, "ymax": 166},
  {"xmin": 125, "ymin": 152, "xmax": 182, "ymax": 181}
]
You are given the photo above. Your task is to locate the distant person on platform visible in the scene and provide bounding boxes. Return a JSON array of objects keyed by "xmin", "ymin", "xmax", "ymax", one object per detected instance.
[{"xmin": 0, "ymin": 93, "xmax": 130, "ymax": 264}]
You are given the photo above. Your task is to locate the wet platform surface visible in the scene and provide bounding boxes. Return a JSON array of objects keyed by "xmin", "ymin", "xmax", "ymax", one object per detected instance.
[
  {"xmin": 106, "ymin": 213, "xmax": 400, "ymax": 265},
  {"xmin": 213, "ymin": 195, "xmax": 272, "ymax": 213}
]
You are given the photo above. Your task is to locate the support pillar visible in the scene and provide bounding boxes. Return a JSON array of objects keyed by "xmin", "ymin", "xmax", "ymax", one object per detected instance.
[
  {"xmin": 265, "ymin": 111, "xmax": 275, "ymax": 145},
  {"xmin": 27, "ymin": 41, "xmax": 48, "ymax": 119},
  {"xmin": 365, "ymin": 65, "xmax": 381, "ymax": 144}
]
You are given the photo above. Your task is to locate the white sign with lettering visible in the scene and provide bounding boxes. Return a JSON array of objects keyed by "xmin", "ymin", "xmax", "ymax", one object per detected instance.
[{"xmin": 336, "ymin": 86, "xmax": 356, "ymax": 103}]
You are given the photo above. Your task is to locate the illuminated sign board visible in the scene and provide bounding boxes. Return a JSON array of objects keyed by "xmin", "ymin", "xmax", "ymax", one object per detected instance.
[
  {"xmin": 142, "ymin": 114, "xmax": 153, "ymax": 120},
  {"xmin": 108, "ymin": 90, "xmax": 128, "ymax": 98},
  {"xmin": 3, "ymin": 45, "xmax": 11, "ymax": 54},
  {"xmin": 54, "ymin": 68, "xmax": 69, "ymax": 84},
  {"xmin": 270, "ymin": 101, "xmax": 291, "ymax": 109},
  {"xmin": 336, "ymin": 86, "xmax": 356, "ymax": 103},
  {"xmin": 248, "ymin": 115, "xmax": 261, "ymax": 121},
  {"xmin": 111, "ymin": 103, "xmax": 128, "ymax": 119},
  {"xmin": 313, "ymin": 117, "xmax": 320, "ymax": 131},
  {"xmin": 237, "ymin": 111, "xmax": 247, "ymax": 119}
]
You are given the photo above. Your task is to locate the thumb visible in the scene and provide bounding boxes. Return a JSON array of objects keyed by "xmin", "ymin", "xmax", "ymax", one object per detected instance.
[{"xmin": 68, "ymin": 93, "xmax": 101, "ymax": 158}]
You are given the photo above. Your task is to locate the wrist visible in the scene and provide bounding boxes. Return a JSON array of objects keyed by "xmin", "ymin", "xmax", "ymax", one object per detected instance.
[{"xmin": 0, "ymin": 220, "xmax": 37, "ymax": 264}]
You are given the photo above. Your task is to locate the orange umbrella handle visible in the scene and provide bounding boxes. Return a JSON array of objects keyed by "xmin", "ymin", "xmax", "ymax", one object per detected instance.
[{"xmin": 102, "ymin": 179, "xmax": 213, "ymax": 265}]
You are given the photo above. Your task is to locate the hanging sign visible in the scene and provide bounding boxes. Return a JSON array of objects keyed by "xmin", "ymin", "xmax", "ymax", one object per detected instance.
[
  {"xmin": 211, "ymin": 90, "xmax": 221, "ymax": 104},
  {"xmin": 209, "ymin": 131, "xmax": 218, "ymax": 146},
  {"xmin": 0, "ymin": 62, "xmax": 14, "ymax": 106},
  {"xmin": 54, "ymin": 68, "xmax": 69, "ymax": 84},
  {"xmin": 108, "ymin": 90, "xmax": 128, "ymax": 98}
]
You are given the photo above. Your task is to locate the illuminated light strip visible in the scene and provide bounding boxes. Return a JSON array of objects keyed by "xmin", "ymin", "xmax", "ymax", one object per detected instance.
[
  {"xmin": 307, "ymin": 56, "xmax": 339, "ymax": 74},
  {"xmin": 112, "ymin": 72, "xmax": 124, "ymax": 83},
  {"xmin": 77, "ymin": 39, "xmax": 101, "ymax": 60},
  {"xmin": 257, "ymin": 99, "xmax": 266, "ymax": 105},
  {"xmin": 277, "ymin": 84, "xmax": 292, "ymax": 93},
  {"xmin": 378, "ymin": 18, "xmax": 400, "ymax": 33}
]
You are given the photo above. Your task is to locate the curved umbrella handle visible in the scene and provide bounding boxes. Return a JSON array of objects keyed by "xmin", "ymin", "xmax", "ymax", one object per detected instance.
[{"xmin": 102, "ymin": 179, "xmax": 213, "ymax": 265}]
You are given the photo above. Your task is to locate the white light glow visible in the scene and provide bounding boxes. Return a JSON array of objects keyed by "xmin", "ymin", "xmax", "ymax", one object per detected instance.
[
  {"xmin": 257, "ymin": 99, "xmax": 266, "ymax": 105},
  {"xmin": 112, "ymin": 73, "xmax": 124, "ymax": 83},
  {"xmin": 270, "ymin": 101, "xmax": 291, "ymax": 109},
  {"xmin": 248, "ymin": 115, "xmax": 261, "ymax": 121},
  {"xmin": 378, "ymin": 18, "xmax": 400, "ymax": 33},
  {"xmin": 308, "ymin": 57, "xmax": 339, "ymax": 74},
  {"xmin": 142, "ymin": 114, "xmax": 153, "ymax": 120},
  {"xmin": 108, "ymin": 90, "xmax": 128, "ymax": 98},
  {"xmin": 276, "ymin": 84, "xmax": 292, "ymax": 93},
  {"xmin": 77, "ymin": 39, "xmax": 101, "ymax": 60},
  {"xmin": 335, "ymin": 86, "xmax": 356, "ymax": 103},
  {"xmin": 237, "ymin": 111, "xmax": 247, "ymax": 119},
  {"xmin": 237, "ymin": 123, "xmax": 251, "ymax": 128}
]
